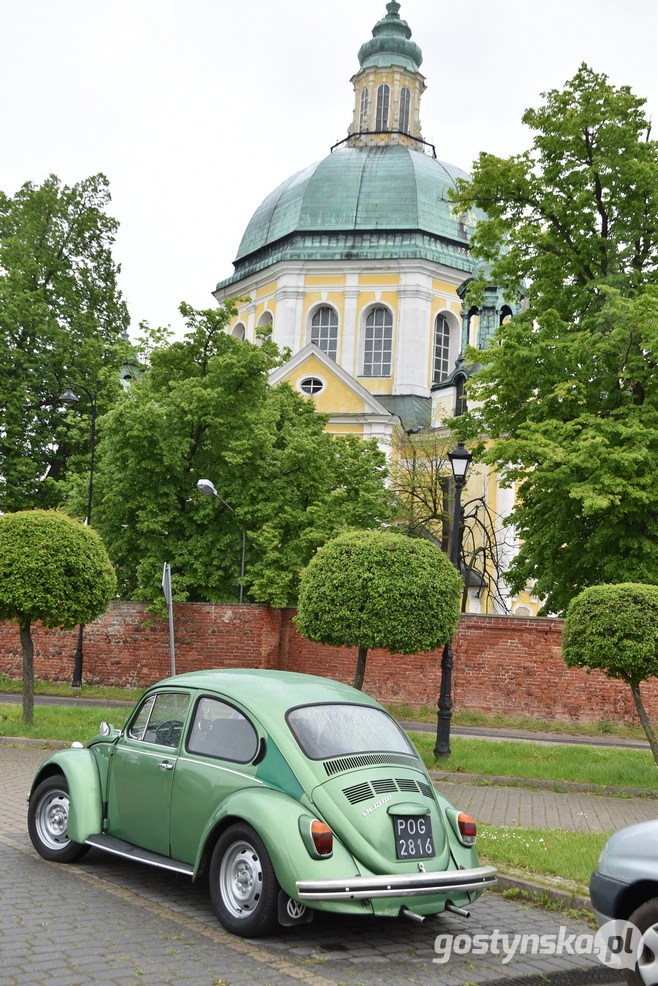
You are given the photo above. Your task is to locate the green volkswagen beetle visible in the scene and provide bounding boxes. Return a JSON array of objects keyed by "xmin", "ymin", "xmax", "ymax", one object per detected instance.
[{"xmin": 28, "ymin": 669, "xmax": 496, "ymax": 937}]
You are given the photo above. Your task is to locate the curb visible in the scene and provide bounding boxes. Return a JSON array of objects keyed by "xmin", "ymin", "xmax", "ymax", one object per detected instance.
[
  {"xmin": 0, "ymin": 736, "xmax": 68, "ymax": 750},
  {"xmin": 494, "ymin": 872, "xmax": 593, "ymax": 914}
]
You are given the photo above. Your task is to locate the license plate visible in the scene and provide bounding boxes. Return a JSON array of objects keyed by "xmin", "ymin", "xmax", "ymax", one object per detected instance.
[{"xmin": 393, "ymin": 815, "xmax": 435, "ymax": 859}]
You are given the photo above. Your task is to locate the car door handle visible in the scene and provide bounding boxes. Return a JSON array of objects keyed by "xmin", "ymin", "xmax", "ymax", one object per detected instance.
[{"xmin": 159, "ymin": 761, "xmax": 174, "ymax": 770}]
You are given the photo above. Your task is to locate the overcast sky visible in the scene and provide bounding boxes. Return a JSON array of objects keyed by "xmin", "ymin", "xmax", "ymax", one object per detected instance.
[{"xmin": 3, "ymin": 0, "xmax": 657, "ymax": 339}]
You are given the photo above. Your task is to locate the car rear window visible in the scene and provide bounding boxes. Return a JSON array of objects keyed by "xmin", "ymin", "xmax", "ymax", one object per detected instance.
[{"xmin": 287, "ymin": 703, "xmax": 416, "ymax": 760}]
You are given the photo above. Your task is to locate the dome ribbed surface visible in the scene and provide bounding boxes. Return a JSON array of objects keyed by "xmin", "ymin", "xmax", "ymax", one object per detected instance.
[{"xmin": 215, "ymin": 146, "xmax": 477, "ymax": 289}]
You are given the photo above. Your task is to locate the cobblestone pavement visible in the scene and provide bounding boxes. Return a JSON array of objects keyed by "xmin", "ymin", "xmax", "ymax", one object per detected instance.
[
  {"xmin": 435, "ymin": 778, "xmax": 658, "ymax": 833},
  {"xmin": 0, "ymin": 745, "xmax": 629, "ymax": 986}
]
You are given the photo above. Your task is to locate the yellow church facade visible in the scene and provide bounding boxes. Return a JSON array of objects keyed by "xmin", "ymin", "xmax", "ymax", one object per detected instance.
[{"xmin": 212, "ymin": 2, "xmax": 536, "ymax": 617}]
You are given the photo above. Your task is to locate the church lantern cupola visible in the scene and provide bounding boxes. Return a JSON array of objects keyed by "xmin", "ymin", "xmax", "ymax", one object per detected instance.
[{"xmin": 348, "ymin": 1, "xmax": 427, "ymax": 150}]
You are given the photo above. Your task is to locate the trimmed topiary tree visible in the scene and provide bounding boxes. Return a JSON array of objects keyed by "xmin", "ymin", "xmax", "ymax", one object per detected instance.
[
  {"xmin": 0, "ymin": 510, "xmax": 117, "ymax": 723},
  {"xmin": 563, "ymin": 583, "xmax": 658, "ymax": 765},
  {"xmin": 295, "ymin": 529, "xmax": 462, "ymax": 690}
]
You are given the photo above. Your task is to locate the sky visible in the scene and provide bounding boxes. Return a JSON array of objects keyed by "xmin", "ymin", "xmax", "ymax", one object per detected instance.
[{"xmin": 2, "ymin": 0, "xmax": 657, "ymax": 339}]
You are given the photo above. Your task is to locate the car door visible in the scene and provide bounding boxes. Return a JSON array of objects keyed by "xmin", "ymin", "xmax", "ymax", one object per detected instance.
[
  {"xmin": 169, "ymin": 695, "xmax": 261, "ymax": 864},
  {"xmin": 106, "ymin": 690, "xmax": 191, "ymax": 855}
]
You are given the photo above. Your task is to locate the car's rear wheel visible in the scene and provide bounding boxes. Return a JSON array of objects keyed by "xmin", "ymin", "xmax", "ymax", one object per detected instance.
[
  {"xmin": 626, "ymin": 899, "xmax": 658, "ymax": 986},
  {"xmin": 28, "ymin": 775, "xmax": 89, "ymax": 863},
  {"xmin": 209, "ymin": 823, "xmax": 280, "ymax": 937}
]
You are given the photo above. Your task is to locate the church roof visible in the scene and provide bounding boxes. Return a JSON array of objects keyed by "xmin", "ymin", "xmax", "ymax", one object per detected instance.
[{"xmin": 216, "ymin": 145, "xmax": 478, "ymax": 290}]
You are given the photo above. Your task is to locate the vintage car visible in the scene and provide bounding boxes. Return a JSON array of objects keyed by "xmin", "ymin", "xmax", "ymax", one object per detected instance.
[{"xmin": 28, "ymin": 669, "xmax": 496, "ymax": 937}]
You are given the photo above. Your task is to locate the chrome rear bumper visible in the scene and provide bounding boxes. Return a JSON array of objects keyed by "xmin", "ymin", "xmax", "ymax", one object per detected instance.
[{"xmin": 296, "ymin": 865, "xmax": 497, "ymax": 901}]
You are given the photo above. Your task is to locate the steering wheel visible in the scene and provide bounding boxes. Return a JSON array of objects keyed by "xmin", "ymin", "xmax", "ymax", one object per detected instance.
[{"xmin": 153, "ymin": 719, "xmax": 182, "ymax": 747}]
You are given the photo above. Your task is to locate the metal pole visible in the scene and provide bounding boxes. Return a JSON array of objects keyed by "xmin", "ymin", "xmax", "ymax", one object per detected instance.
[
  {"xmin": 72, "ymin": 391, "xmax": 96, "ymax": 688},
  {"xmin": 239, "ymin": 528, "xmax": 246, "ymax": 604},
  {"xmin": 433, "ymin": 474, "xmax": 466, "ymax": 758}
]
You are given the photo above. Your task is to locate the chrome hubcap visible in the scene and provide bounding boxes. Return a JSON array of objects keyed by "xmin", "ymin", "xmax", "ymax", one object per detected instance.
[
  {"xmin": 36, "ymin": 789, "xmax": 71, "ymax": 851},
  {"xmin": 219, "ymin": 840, "xmax": 263, "ymax": 918},
  {"xmin": 638, "ymin": 925, "xmax": 658, "ymax": 985}
]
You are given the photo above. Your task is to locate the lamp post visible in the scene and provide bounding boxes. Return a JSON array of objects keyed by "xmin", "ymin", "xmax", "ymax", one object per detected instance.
[
  {"xmin": 59, "ymin": 383, "xmax": 98, "ymax": 688},
  {"xmin": 196, "ymin": 479, "xmax": 246, "ymax": 603},
  {"xmin": 434, "ymin": 441, "xmax": 472, "ymax": 758}
]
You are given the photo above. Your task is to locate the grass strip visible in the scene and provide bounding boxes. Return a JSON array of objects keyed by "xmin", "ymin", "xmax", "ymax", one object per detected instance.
[
  {"xmin": 411, "ymin": 731, "xmax": 658, "ymax": 791},
  {"xmin": 3, "ymin": 697, "xmax": 656, "ymax": 793},
  {"xmin": 0, "ymin": 703, "xmax": 129, "ymax": 743},
  {"xmin": 0, "ymin": 673, "xmax": 142, "ymax": 702},
  {"xmin": 478, "ymin": 824, "xmax": 609, "ymax": 889},
  {"xmin": 388, "ymin": 702, "xmax": 646, "ymax": 742}
]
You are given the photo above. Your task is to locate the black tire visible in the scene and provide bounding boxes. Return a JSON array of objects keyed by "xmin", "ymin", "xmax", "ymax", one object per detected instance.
[
  {"xmin": 27, "ymin": 775, "xmax": 89, "ymax": 863},
  {"xmin": 626, "ymin": 898, "xmax": 658, "ymax": 986},
  {"xmin": 209, "ymin": 823, "xmax": 280, "ymax": 937}
]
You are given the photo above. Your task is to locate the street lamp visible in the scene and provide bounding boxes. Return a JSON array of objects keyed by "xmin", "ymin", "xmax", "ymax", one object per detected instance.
[
  {"xmin": 434, "ymin": 441, "xmax": 473, "ymax": 758},
  {"xmin": 196, "ymin": 479, "xmax": 246, "ymax": 604},
  {"xmin": 59, "ymin": 383, "xmax": 98, "ymax": 688}
]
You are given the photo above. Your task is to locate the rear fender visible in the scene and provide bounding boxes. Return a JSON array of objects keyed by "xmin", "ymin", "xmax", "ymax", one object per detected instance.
[
  {"xmin": 195, "ymin": 786, "xmax": 360, "ymax": 899},
  {"xmin": 30, "ymin": 750, "xmax": 102, "ymax": 844}
]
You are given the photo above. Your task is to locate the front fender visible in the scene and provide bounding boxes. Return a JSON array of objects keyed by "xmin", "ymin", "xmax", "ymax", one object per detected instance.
[
  {"xmin": 31, "ymin": 750, "xmax": 102, "ymax": 844},
  {"xmin": 195, "ymin": 786, "xmax": 361, "ymax": 899}
]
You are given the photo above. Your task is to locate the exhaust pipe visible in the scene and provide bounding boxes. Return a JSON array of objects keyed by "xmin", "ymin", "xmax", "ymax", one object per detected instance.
[
  {"xmin": 445, "ymin": 903, "xmax": 471, "ymax": 918},
  {"xmin": 401, "ymin": 907, "xmax": 426, "ymax": 924}
]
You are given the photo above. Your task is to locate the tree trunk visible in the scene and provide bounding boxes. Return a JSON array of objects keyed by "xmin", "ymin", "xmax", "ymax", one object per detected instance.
[
  {"xmin": 629, "ymin": 679, "xmax": 658, "ymax": 767},
  {"xmin": 20, "ymin": 617, "xmax": 34, "ymax": 725},
  {"xmin": 353, "ymin": 646, "xmax": 368, "ymax": 691}
]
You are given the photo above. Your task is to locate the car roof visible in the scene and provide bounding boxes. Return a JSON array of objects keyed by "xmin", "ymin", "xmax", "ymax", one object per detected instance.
[{"xmin": 151, "ymin": 668, "xmax": 381, "ymax": 720}]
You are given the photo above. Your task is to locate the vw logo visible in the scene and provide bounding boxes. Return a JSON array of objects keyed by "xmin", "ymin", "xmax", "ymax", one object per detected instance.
[{"xmin": 286, "ymin": 898, "xmax": 307, "ymax": 920}]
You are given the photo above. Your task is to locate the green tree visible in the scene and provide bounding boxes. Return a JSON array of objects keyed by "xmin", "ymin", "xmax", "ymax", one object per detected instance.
[
  {"xmin": 0, "ymin": 510, "xmax": 116, "ymax": 723},
  {"xmin": 295, "ymin": 529, "xmax": 461, "ymax": 689},
  {"xmin": 450, "ymin": 66, "xmax": 658, "ymax": 614},
  {"xmin": 90, "ymin": 303, "xmax": 393, "ymax": 607},
  {"xmin": 0, "ymin": 174, "xmax": 131, "ymax": 513},
  {"xmin": 563, "ymin": 583, "xmax": 658, "ymax": 764}
]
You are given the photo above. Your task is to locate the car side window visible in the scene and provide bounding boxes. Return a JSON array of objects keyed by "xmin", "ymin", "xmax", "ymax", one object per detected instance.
[
  {"xmin": 187, "ymin": 697, "xmax": 258, "ymax": 763},
  {"xmin": 127, "ymin": 692, "xmax": 190, "ymax": 748}
]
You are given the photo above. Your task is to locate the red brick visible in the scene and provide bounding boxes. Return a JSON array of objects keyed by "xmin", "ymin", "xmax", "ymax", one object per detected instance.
[{"xmin": 0, "ymin": 605, "xmax": 654, "ymax": 726}]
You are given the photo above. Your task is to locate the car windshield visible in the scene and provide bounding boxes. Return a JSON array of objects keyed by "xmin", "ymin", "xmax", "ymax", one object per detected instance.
[{"xmin": 287, "ymin": 703, "xmax": 416, "ymax": 760}]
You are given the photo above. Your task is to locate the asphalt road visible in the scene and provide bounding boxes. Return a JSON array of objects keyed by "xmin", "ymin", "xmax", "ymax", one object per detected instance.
[{"xmin": 0, "ymin": 744, "xmax": 626, "ymax": 986}]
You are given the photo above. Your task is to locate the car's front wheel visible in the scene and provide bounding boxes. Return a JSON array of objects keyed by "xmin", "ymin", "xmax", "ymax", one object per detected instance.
[
  {"xmin": 27, "ymin": 775, "xmax": 89, "ymax": 863},
  {"xmin": 626, "ymin": 899, "xmax": 658, "ymax": 986},
  {"xmin": 209, "ymin": 823, "xmax": 280, "ymax": 937}
]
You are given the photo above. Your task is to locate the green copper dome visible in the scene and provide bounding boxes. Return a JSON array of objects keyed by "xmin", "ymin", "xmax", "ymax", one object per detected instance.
[
  {"xmin": 358, "ymin": 0, "xmax": 422, "ymax": 73},
  {"xmin": 216, "ymin": 145, "xmax": 478, "ymax": 290}
]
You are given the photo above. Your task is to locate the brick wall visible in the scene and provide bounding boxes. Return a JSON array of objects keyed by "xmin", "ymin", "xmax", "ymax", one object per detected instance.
[{"xmin": 0, "ymin": 603, "xmax": 654, "ymax": 726}]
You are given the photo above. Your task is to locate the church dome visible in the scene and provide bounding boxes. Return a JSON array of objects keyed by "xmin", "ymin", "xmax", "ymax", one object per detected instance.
[
  {"xmin": 216, "ymin": 145, "xmax": 477, "ymax": 290},
  {"xmin": 215, "ymin": 2, "xmax": 481, "ymax": 293}
]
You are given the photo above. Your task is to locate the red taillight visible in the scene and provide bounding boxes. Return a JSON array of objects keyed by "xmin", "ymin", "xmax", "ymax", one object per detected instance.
[
  {"xmin": 457, "ymin": 812, "xmax": 477, "ymax": 845},
  {"xmin": 311, "ymin": 820, "xmax": 333, "ymax": 856}
]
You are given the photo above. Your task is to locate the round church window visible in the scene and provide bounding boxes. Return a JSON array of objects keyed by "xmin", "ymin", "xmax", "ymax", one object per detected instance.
[{"xmin": 299, "ymin": 376, "xmax": 325, "ymax": 396}]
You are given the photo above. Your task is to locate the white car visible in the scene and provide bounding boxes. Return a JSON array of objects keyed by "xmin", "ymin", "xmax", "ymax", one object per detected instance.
[{"xmin": 590, "ymin": 820, "xmax": 658, "ymax": 986}]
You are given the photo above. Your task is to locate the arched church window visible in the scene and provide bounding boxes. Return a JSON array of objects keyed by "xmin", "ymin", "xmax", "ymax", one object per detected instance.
[
  {"xmin": 375, "ymin": 84, "xmax": 390, "ymax": 131},
  {"xmin": 362, "ymin": 306, "xmax": 392, "ymax": 377},
  {"xmin": 433, "ymin": 314, "xmax": 451, "ymax": 383},
  {"xmin": 255, "ymin": 310, "xmax": 273, "ymax": 346},
  {"xmin": 232, "ymin": 322, "xmax": 245, "ymax": 340},
  {"xmin": 399, "ymin": 86, "xmax": 411, "ymax": 133},
  {"xmin": 310, "ymin": 306, "xmax": 338, "ymax": 360},
  {"xmin": 359, "ymin": 88, "xmax": 369, "ymax": 130},
  {"xmin": 499, "ymin": 305, "xmax": 513, "ymax": 326}
]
